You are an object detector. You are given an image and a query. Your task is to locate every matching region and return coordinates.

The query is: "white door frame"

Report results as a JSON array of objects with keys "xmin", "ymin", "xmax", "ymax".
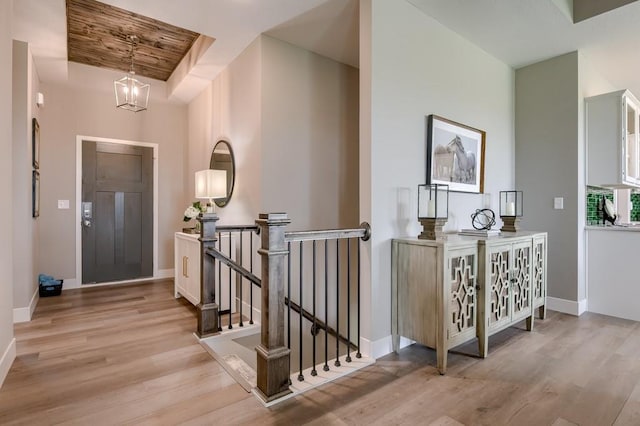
[{"xmin": 74, "ymin": 135, "xmax": 159, "ymax": 289}]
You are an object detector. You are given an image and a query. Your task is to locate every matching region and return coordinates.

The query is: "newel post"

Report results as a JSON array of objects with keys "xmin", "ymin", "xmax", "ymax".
[
  {"xmin": 255, "ymin": 212, "xmax": 292, "ymax": 402},
  {"xmin": 197, "ymin": 213, "xmax": 219, "ymax": 338}
]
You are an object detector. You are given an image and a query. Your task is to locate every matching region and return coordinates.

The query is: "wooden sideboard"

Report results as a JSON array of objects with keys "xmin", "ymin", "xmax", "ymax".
[{"xmin": 391, "ymin": 231, "xmax": 547, "ymax": 374}]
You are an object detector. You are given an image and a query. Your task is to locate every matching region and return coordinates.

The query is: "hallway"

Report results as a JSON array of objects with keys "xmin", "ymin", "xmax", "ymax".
[{"xmin": 2, "ymin": 281, "xmax": 639, "ymax": 425}]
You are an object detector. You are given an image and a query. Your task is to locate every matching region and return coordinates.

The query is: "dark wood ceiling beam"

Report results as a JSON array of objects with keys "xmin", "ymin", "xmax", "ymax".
[{"xmin": 66, "ymin": 0, "xmax": 201, "ymax": 81}]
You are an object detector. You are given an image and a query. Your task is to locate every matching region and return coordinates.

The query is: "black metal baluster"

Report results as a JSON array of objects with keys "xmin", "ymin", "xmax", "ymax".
[
  {"xmin": 323, "ymin": 240, "xmax": 329, "ymax": 372},
  {"xmin": 335, "ymin": 239, "xmax": 341, "ymax": 367},
  {"xmin": 228, "ymin": 232, "xmax": 232, "ymax": 329},
  {"xmin": 346, "ymin": 238, "xmax": 352, "ymax": 363},
  {"xmin": 298, "ymin": 241, "xmax": 304, "ymax": 382},
  {"xmin": 217, "ymin": 232, "xmax": 222, "ymax": 332},
  {"xmin": 239, "ymin": 231, "xmax": 243, "ymax": 327},
  {"xmin": 311, "ymin": 241, "xmax": 317, "ymax": 376},
  {"xmin": 249, "ymin": 231, "xmax": 254, "ymax": 325},
  {"xmin": 357, "ymin": 238, "xmax": 361, "ymax": 359}
]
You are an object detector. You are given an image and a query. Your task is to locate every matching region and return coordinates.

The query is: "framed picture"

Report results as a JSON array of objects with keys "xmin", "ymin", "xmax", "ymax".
[
  {"xmin": 32, "ymin": 170, "xmax": 40, "ymax": 218},
  {"xmin": 32, "ymin": 117, "xmax": 40, "ymax": 169},
  {"xmin": 426, "ymin": 114, "xmax": 486, "ymax": 193}
]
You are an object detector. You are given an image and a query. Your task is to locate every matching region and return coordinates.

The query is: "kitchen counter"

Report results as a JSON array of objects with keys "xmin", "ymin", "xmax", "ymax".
[{"xmin": 586, "ymin": 225, "xmax": 640, "ymax": 232}]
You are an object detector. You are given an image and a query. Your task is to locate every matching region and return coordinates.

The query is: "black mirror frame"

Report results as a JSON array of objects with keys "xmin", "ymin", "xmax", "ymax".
[{"xmin": 210, "ymin": 139, "xmax": 235, "ymax": 208}]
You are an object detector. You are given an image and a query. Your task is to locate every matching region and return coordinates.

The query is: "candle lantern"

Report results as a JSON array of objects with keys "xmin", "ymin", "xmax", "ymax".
[
  {"xmin": 499, "ymin": 190, "xmax": 523, "ymax": 232},
  {"xmin": 418, "ymin": 184, "xmax": 449, "ymax": 239}
]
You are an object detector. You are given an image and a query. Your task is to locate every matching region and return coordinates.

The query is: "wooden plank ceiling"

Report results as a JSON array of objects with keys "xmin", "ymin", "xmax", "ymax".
[{"xmin": 66, "ymin": 0, "xmax": 201, "ymax": 81}]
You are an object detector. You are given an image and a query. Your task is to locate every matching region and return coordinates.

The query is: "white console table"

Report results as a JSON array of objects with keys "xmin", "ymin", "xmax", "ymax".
[{"xmin": 174, "ymin": 232, "xmax": 237, "ymax": 313}]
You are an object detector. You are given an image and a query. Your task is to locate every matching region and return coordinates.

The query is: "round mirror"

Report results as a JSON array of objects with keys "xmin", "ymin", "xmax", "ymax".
[{"xmin": 209, "ymin": 140, "xmax": 235, "ymax": 208}]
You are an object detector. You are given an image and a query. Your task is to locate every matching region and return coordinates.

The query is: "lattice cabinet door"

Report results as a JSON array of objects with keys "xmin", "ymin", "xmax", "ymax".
[
  {"xmin": 486, "ymin": 243, "xmax": 512, "ymax": 333},
  {"xmin": 447, "ymin": 247, "xmax": 478, "ymax": 343},
  {"xmin": 532, "ymin": 234, "xmax": 547, "ymax": 318},
  {"xmin": 511, "ymin": 240, "xmax": 532, "ymax": 323}
]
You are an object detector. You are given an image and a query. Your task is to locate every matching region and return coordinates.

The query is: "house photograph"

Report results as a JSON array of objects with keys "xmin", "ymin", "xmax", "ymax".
[{"xmin": 1, "ymin": 0, "xmax": 640, "ymax": 424}]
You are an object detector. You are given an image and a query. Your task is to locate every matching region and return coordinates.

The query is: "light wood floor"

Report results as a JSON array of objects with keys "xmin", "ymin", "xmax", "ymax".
[{"xmin": 1, "ymin": 280, "xmax": 639, "ymax": 425}]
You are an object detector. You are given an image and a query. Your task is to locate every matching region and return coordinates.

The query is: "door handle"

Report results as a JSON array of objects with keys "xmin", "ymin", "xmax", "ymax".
[
  {"xmin": 183, "ymin": 256, "xmax": 189, "ymax": 278},
  {"xmin": 82, "ymin": 201, "xmax": 93, "ymax": 228}
]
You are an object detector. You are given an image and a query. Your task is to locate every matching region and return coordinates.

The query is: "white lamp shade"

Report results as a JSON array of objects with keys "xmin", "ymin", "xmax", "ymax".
[{"xmin": 195, "ymin": 169, "xmax": 227, "ymax": 200}]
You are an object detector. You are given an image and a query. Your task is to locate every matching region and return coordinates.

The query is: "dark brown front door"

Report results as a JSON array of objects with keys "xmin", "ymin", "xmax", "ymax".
[{"xmin": 82, "ymin": 140, "xmax": 153, "ymax": 284}]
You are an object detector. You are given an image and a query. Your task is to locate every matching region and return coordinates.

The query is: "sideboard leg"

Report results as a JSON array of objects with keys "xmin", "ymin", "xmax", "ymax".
[
  {"xmin": 538, "ymin": 305, "xmax": 547, "ymax": 320},
  {"xmin": 526, "ymin": 314, "xmax": 534, "ymax": 331},
  {"xmin": 436, "ymin": 348, "xmax": 447, "ymax": 375},
  {"xmin": 479, "ymin": 333, "xmax": 488, "ymax": 358}
]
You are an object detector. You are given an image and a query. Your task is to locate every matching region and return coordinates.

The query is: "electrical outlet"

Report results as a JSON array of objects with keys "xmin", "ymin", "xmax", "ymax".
[{"xmin": 57, "ymin": 199, "xmax": 70, "ymax": 209}]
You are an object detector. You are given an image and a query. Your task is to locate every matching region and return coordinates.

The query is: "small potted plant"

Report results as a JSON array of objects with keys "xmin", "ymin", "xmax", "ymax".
[{"xmin": 182, "ymin": 201, "xmax": 205, "ymax": 233}]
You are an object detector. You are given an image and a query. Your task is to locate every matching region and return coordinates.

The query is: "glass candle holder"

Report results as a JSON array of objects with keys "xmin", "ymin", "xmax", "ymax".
[
  {"xmin": 418, "ymin": 184, "xmax": 449, "ymax": 219},
  {"xmin": 499, "ymin": 190, "xmax": 523, "ymax": 217}
]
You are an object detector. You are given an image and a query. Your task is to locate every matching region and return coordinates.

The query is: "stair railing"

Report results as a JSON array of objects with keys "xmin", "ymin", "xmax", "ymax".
[
  {"xmin": 254, "ymin": 213, "xmax": 370, "ymax": 402},
  {"xmin": 198, "ymin": 212, "xmax": 371, "ymax": 403}
]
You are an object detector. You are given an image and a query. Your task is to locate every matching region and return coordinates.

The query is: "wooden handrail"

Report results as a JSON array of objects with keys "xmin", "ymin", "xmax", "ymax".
[
  {"xmin": 216, "ymin": 224, "xmax": 260, "ymax": 234},
  {"xmin": 285, "ymin": 222, "xmax": 371, "ymax": 242},
  {"xmin": 285, "ymin": 298, "xmax": 356, "ymax": 350},
  {"xmin": 204, "ymin": 248, "xmax": 261, "ymax": 287}
]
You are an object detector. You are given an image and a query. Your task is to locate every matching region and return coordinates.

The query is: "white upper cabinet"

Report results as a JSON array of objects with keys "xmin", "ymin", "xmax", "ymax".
[{"xmin": 586, "ymin": 89, "xmax": 640, "ymax": 188}]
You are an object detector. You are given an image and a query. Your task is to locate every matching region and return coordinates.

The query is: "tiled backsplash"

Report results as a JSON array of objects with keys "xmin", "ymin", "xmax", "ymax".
[
  {"xmin": 586, "ymin": 186, "xmax": 613, "ymax": 225},
  {"xmin": 587, "ymin": 186, "xmax": 640, "ymax": 224},
  {"xmin": 632, "ymin": 193, "xmax": 640, "ymax": 221}
]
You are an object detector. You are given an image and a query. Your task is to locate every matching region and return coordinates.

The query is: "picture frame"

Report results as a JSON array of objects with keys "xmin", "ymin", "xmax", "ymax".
[
  {"xmin": 32, "ymin": 117, "xmax": 40, "ymax": 169},
  {"xmin": 426, "ymin": 114, "xmax": 486, "ymax": 193},
  {"xmin": 32, "ymin": 170, "xmax": 40, "ymax": 218}
]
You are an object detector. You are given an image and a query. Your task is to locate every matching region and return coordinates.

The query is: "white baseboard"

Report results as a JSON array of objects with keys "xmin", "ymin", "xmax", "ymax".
[
  {"xmin": 359, "ymin": 335, "xmax": 414, "ymax": 359},
  {"xmin": 0, "ymin": 338, "xmax": 16, "ymax": 388},
  {"xmin": 547, "ymin": 296, "xmax": 587, "ymax": 316},
  {"xmin": 157, "ymin": 268, "xmax": 174, "ymax": 279},
  {"xmin": 13, "ymin": 287, "xmax": 39, "ymax": 323},
  {"xmin": 63, "ymin": 278, "xmax": 80, "ymax": 290},
  {"xmin": 239, "ymin": 299, "xmax": 261, "ymax": 323}
]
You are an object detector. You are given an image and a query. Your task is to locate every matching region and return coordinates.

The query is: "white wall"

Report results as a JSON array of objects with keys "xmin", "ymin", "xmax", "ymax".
[
  {"xmin": 362, "ymin": 0, "xmax": 515, "ymax": 352},
  {"xmin": 12, "ymin": 40, "xmax": 40, "ymax": 321},
  {"xmin": 0, "ymin": 0, "xmax": 16, "ymax": 387},
  {"xmin": 187, "ymin": 37, "xmax": 263, "ymax": 227},
  {"xmin": 187, "ymin": 35, "xmax": 359, "ymax": 231},
  {"xmin": 39, "ymin": 63, "xmax": 188, "ymax": 283},
  {"xmin": 578, "ymin": 53, "xmax": 616, "ymax": 305},
  {"xmin": 261, "ymin": 35, "xmax": 359, "ymax": 230}
]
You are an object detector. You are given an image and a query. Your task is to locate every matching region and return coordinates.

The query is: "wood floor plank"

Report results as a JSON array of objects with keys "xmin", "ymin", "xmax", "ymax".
[
  {"xmin": 2, "ymin": 281, "xmax": 640, "ymax": 425},
  {"xmin": 614, "ymin": 381, "xmax": 640, "ymax": 425}
]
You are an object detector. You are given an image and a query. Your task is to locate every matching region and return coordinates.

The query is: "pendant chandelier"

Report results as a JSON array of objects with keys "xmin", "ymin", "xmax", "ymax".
[{"xmin": 114, "ymin": 35, "xmax": 150, "ymax": 112}]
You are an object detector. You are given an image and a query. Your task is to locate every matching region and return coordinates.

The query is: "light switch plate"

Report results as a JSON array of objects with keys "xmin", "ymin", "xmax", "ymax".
[
  {"xmin": 57, "ymin": 199, "xmax": 70, "ymax": 209},
  {"xmin": 554, "ymin": 197, "xmax": 564, "ymax": 210}
]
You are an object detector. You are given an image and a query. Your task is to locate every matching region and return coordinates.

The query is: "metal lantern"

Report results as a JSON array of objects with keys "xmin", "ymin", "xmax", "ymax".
[
  {"xmin": 418, "ymin": 184, "xmax": 449, "ymax": 239},
  {"xmin": 114, "ymin": 36, "xmax": 150, "ymax": 113},
  {"xmin": 499, "ymin": 190, "xmax": 523, "ymax": 232}
]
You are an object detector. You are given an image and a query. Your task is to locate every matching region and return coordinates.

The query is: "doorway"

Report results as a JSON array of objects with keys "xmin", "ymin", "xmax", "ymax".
[{"xmin": 76, "ymin": 136, "xmax": 159, "ymax": 287}]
